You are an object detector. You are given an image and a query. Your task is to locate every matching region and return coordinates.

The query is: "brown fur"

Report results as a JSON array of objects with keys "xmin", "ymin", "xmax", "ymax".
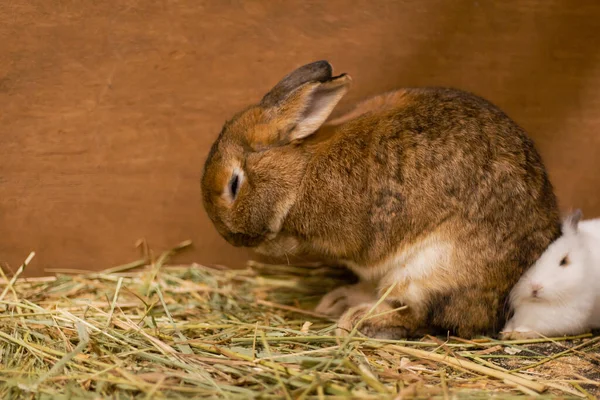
[
  {"xmin": 327, "ymin": 89, "xmax": 411, "ymax": 126},
  {"xmin": 201, "ymin": 61, "xmax": 561, "ymax": 338}
]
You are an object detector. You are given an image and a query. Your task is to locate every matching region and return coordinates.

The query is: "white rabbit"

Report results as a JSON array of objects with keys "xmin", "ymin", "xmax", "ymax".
[{"xmin": 501, "ymin": 210, "xmax": 600, "ymax": 339}]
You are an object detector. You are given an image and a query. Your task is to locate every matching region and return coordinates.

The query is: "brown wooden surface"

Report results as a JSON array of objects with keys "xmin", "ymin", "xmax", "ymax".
[{"xmin": 1, "ymin": 1, "xmax": 599, "ymax": 277}]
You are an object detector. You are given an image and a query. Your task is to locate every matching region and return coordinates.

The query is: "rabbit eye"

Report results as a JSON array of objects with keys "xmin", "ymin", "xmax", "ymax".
[
  {"xmin": 560, "ymin": 255, "xmax": 570, "ymax": 267},
  {"xmin": 229, "ymin": 173, "xmax": 240, "ymax": 199}
]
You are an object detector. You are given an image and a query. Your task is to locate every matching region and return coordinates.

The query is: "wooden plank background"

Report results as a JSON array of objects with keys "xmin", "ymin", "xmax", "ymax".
[{"xmin": 1, "ymin": 1, "xmax": 599, "ymax": 276}]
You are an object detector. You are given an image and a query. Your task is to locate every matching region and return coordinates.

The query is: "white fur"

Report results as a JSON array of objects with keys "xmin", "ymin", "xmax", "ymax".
[
  {"xmin": 502, "ymin": 216, "xmax": 600, "ymax": 338},
  {"xmin": 316, "ymin": 233, "xmax": 454, "ymax": 317},
  {"xmin": 345, "ymin": 233, "xmax": 454, "ymax": 304}
]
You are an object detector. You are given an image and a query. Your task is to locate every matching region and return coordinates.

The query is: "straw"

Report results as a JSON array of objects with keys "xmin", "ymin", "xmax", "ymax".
[{"xmin": 0, "ymin": 242, "xmax": 598, "ymax": 399}]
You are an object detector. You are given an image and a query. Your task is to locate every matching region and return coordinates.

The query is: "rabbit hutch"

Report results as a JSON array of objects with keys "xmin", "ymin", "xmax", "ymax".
[{"xmin": 1, "ymin": 1, "xmax": 599, "ymax": 398}]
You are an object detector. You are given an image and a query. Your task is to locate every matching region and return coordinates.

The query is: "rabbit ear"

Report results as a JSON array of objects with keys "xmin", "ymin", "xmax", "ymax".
[
  {"xmin": 563, "ymin": 209, "xmax": 583, "ymax": 235},
  {"xmin": 261, "ymin": 60, "xmax": 333, "ymax": 107},
  {"xmin": 271, "ymin": 74, "xmax": 352, "ymax": 142}
]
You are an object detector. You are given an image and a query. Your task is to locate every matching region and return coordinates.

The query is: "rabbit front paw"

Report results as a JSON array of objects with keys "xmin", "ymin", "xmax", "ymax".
[
  {"xmin": 315, "ymin": 282, "xmax": 377, "ymax": 318},
  {"xmin": 500, "ymin": 328, "xmax": 540, "ymax": 340}
]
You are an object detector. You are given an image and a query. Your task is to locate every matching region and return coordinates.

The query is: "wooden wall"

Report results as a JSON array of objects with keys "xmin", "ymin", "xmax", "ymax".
[{"xmin": 1, "ymin": 0, "xmax": 599, "ymax": 276}]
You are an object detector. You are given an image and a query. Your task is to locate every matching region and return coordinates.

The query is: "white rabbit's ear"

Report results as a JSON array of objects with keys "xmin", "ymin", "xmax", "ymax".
[
  {"xmin": 563, "ymin": 209, "xmax": 583, "ymax": 235},
  {"xmin": 267, "ymin": 74, "xmax": 352, "ymax": 143}
]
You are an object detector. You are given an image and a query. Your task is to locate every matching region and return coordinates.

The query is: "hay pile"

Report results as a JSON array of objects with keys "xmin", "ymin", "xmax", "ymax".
[{"xmin": 1, "ymin": 242, "xmax": 599, "ymax": 399}]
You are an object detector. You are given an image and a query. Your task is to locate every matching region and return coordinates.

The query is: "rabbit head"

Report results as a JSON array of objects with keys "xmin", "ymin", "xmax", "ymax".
[
  {"xmin": 510, "ymin": 210, "xmax": 588, "ymax": 306},
  {"xmin": 201, "ymin": 61, "xmax": 351, "ymax": 247}
]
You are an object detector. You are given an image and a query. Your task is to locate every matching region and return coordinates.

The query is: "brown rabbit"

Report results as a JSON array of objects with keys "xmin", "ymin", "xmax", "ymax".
[{"xmin": 201, "ymin": 60, "xmax": 561, "ymax": 338}]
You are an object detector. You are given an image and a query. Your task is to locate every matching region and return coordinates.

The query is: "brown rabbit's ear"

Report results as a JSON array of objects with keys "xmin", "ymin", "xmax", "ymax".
[
  {"xmin": 563, "ymin": 209, "xmax": 583, "ymax": 234},
  {"xmin": 261, "ymin": 60, "xmax": 333, "ymax": 107},
  {"xmin": 269, "ymin": 74, "xmax": 352, "ymax": 142}
]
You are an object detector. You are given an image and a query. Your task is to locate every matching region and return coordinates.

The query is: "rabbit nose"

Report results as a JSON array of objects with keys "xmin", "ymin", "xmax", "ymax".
[{"xmin": 531, "ymin": 283, "xmax": 542, "ymax": 297}]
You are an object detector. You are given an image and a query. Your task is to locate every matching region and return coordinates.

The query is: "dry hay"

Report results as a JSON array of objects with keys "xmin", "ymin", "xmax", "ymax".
[{"xmin": 0, "ymin": 241, "xmax": 599, "ymax": 399}]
